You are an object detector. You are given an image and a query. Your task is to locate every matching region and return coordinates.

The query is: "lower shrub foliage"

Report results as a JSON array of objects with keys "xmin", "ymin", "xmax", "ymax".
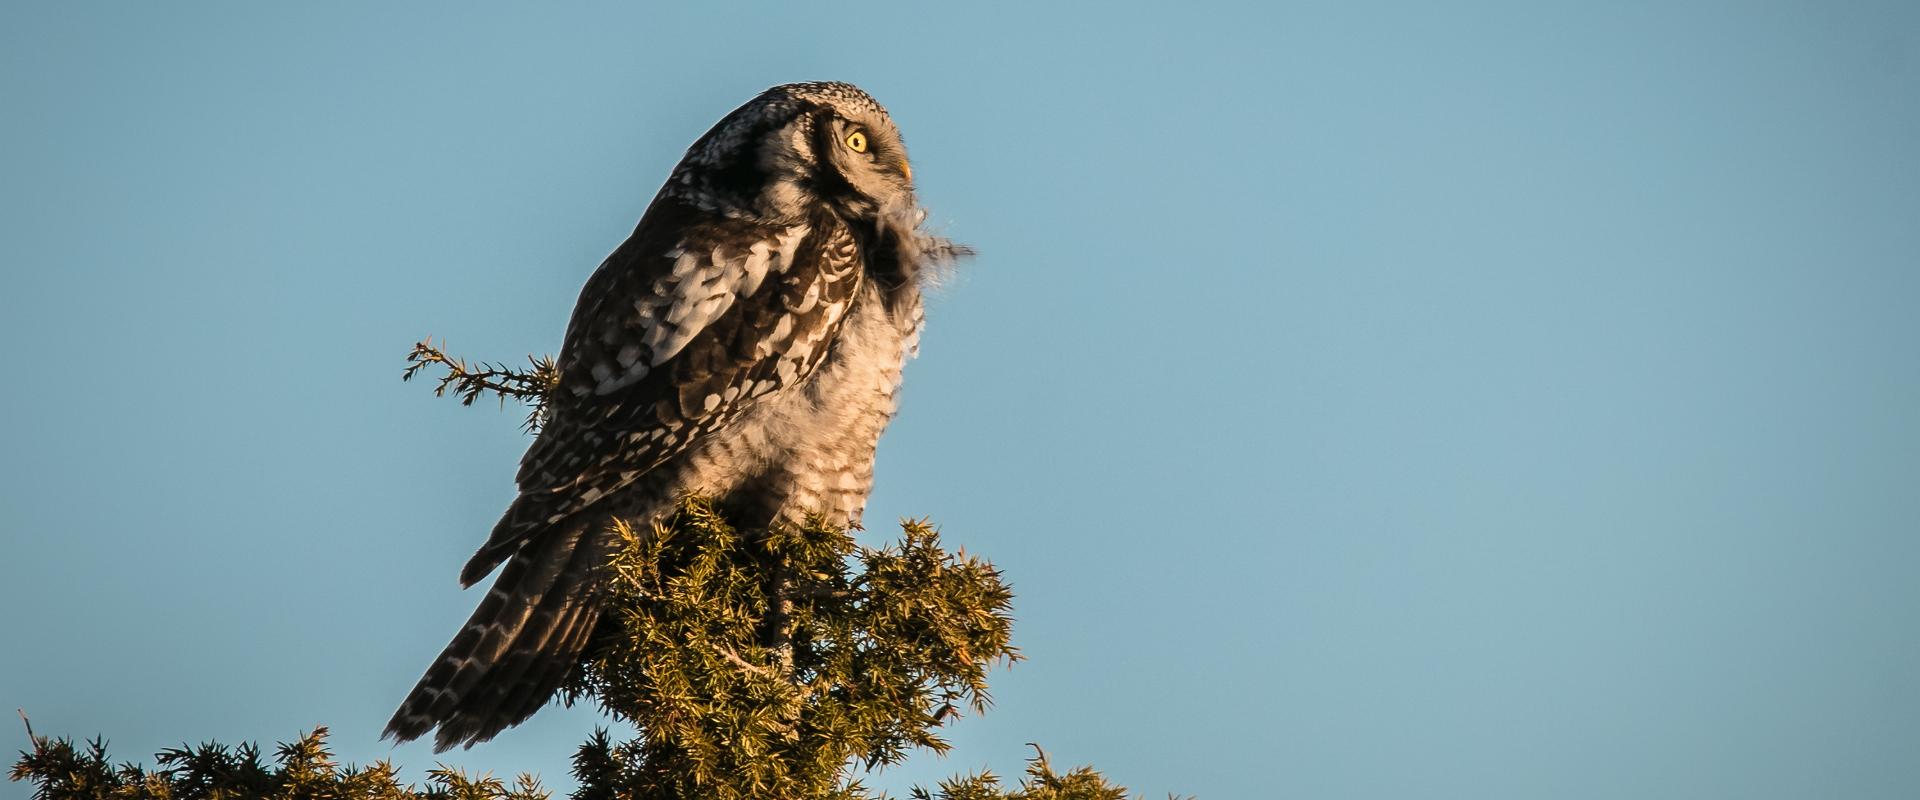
[{"xmin": 12, "ymin": 500, "xmax": 1139, "ymax": 800}]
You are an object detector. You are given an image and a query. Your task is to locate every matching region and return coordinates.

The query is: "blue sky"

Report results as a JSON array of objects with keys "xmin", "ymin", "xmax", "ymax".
[{"xmin": 3, "ymin": 2, "xmax": 1918, "ymax": 798}]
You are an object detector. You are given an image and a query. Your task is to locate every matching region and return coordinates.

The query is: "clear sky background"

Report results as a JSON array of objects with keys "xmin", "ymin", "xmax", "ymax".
[{"xmin": 3, "ymin": 2, "xmax": 1917, "ymax": 798}]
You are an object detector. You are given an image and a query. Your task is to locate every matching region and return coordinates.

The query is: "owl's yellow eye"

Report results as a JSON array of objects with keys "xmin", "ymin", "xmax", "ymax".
[{"xmin": 845, "ymin": 130, "xmax": 868, "ymax": 153}]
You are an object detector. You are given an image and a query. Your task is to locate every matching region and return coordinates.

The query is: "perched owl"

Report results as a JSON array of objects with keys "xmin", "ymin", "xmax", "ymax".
[{"xmin": 385, "ymin": 82, "xmax": 965, "ymax": 751}]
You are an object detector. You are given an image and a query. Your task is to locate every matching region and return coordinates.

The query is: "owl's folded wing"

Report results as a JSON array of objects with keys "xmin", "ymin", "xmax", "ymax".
[{"xmin": 458, "ymin": 199, "xmax": 862, "ymax": 585}]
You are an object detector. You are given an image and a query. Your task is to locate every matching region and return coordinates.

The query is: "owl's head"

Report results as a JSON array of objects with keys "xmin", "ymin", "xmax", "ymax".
[{"xmin": 669, "ymin": 82, "xmax": 917, "ymax": 222}]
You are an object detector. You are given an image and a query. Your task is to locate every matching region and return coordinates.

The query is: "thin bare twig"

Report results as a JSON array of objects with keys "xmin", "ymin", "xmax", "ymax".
[{"xmin": 711, "ymin": 643, "xmax": 774, "ymax": 678}]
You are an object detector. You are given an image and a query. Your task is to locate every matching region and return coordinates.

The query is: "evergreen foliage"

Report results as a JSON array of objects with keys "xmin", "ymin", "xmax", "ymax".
[
  {"xmin": 10, "ymin": 726, "xmax": 547, "ymax": 800},
  {"xmin": 567, "ymin": 499, "xmax": 1018, "ymax": 799},
  {"xmin": 402, "ymin": 339, "xmax": 560, "ymax": 433},
  {"xmin": 10, "ymin": 342, "xmax": 1155, "ymax": 800}
]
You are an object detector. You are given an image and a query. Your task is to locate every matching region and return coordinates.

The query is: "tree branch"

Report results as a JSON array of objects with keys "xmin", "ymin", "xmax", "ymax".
[{"xmin": 403, "ymin": 338, "xmax": 559, "ymax": 432}]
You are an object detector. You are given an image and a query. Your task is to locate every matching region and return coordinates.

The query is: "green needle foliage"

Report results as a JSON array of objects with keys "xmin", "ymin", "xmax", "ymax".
[
  {"xmin": 568, "ymin": 499, "xmax": 1017, "ymax": 799},
  {"xmin": 10, "ymin": 343, "xmax": 1155, "ymax": 800},
  {"xmin": 402, "ymin": 339, "xmax": 560, "ymax": 433},
  {"xmin": 9, "ymin": 727, "xmax": 546, "ymax": 800}
]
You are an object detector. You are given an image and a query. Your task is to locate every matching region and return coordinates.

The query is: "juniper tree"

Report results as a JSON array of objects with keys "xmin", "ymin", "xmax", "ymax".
[{"xmin": 11, "ymin": 341, "xmax": 1151, "ymax": 800}]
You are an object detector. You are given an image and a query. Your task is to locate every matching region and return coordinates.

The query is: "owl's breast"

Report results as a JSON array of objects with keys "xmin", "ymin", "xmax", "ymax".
[{"xmin": 674, "ymin": 279, "xmax": 921, "ymax": 526}]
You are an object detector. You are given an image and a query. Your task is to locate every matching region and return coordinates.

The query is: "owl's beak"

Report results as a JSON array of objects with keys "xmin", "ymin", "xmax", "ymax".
[{"xmin": 898, "ymin": 160, "xmax": 912, "ymax": 183}]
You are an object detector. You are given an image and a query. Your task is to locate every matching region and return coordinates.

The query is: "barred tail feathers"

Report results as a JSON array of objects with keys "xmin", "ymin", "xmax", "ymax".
[
  {"xmin": 459, "ymin": 494, "xmax": 561, "ymax": 588},
  {"xmin": 384, "ymin": 516, "xmax": 612, "ymax": 751}
]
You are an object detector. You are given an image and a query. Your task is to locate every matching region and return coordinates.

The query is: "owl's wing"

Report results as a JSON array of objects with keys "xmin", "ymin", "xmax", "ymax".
[{"xmin": 459, "ymin": 199, "xmax": 862, "ymax": 584}]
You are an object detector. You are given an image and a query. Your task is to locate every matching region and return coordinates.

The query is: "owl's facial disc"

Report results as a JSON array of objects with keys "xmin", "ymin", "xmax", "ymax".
[
  {"xmin": 812, "ymin": 110, "xmax": 913, "ymax": 217},
  {"xmin": 670, "ymin": 83, "xmax": 919, "ymax": 222},
  {"xmin": 834, "ymin": 120, "xmax": 910, "ymax": 184}
]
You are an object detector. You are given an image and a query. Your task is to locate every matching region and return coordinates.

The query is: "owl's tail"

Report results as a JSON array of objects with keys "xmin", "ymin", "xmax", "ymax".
[{"xmin": 383, "ymin": 515, "xmax": 611, "ymax": 751}]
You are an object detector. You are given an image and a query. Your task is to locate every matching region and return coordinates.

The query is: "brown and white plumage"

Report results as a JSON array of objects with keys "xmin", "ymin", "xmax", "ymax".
[{"xmin": 385, "ymin": 82, "xmax": 965, "ymax": 750}]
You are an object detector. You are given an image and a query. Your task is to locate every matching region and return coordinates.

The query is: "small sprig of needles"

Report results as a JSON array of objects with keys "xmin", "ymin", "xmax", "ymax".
[{"xmin": 403, "ymin": 338, "xmax": 559, "ymax": 433}]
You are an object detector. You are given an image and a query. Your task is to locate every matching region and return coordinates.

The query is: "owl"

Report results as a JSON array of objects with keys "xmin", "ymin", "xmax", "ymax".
[{"xmin": 385, "ymin": 82, "xmax": 965, "ymax": 751}]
